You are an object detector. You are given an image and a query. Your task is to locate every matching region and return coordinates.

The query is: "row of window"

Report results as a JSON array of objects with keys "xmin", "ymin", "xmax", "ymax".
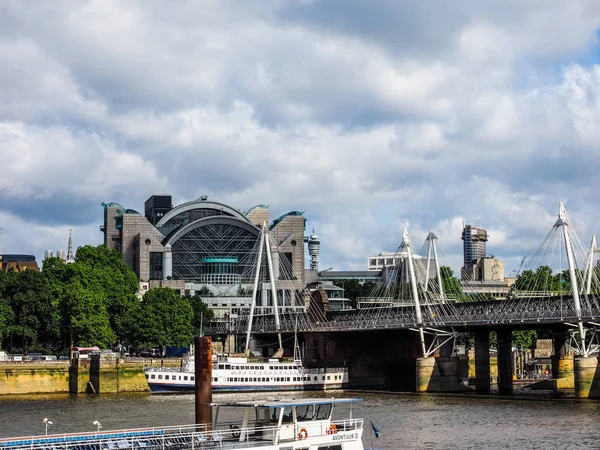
[
  {"xmin": 215, "ymin": 364, "xmax": 301, "ymax": 371},
  {"xmin": 147, "ymin": 374, "xmax": 194, "ymax": 381},
  {"xmin": 147, "ymin": 374, "xmax": 341, "ymax": 382}
]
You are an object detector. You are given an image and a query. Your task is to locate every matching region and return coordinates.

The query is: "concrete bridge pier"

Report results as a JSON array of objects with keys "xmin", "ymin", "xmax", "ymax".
[
  {"xmin": 497, "ymin": 329, "xmax": 513, "ymax": 395},
  {"xmin": 416, "ymin": 356, "xmax": 469, "ymax": 392},
  {"xmin": 474, "ymin": 331, "xmax": 491, "ymax": 393},
  {"xmin": 552, "ymin": 332, "xmax": 574, "ymax": 389},
  {"xmin": 574, "ymin": 356, "xmax": 600, "ymax": 398}
]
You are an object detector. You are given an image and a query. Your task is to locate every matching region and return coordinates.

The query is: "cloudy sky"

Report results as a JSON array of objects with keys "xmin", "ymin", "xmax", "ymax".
[{"xmin": 2, "ymin": 0, "xmax": 600, "ymax": 274}]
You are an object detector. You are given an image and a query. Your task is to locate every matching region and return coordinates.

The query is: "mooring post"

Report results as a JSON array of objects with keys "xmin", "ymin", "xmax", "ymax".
[{"xmin": 195, "ymin": 335, "xmax": 212, "ymax": 430}]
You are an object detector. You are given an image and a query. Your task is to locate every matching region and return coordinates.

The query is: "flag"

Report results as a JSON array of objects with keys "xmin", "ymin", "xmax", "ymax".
[{"xmin": 370, "ymin": 421, "xmax": 381, "ymax": 439}]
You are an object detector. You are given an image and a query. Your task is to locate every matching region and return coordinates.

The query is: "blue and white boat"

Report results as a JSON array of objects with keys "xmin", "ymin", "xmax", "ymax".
[
  {"xmin": 145, "ymin": 354, "xmax": 349, "ymax": 393},
  {"xmin": 0, "ymin": 397, "xmax": 370, "ymax": 450}
]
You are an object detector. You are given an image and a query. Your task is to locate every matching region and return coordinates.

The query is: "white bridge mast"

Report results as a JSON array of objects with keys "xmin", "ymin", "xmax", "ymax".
[
  {"xmin": 557, "ymin": 202, "xmax": 586, "ymax": 355},
  {"xmin": 402, "ymin": 227, "xmax": 427, "ymax": 356}
]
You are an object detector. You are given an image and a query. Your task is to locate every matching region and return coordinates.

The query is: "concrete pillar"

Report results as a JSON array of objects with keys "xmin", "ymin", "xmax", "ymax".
[
  {"xmin": 574, "ymin": 356, "xmax": 600, "ymax": 399},
  {"xmin": 475, "ymin": 331, "xmax": 491, "ymax": 393},
  {"xmin": 416, "ymin": 357, "xmax": 437, "ymax": 392},
  {"xmin": 497, "ymin": 329, "xmax": 513, "ymax": 395},
  {"xmin": 552, "ymin": 332, "xmax": 574, "ymax": 389},
  {"xmin": 162, "ymin": 245, "xmax": 172, "ymax": 280},
  {"xmin": 416, "ymin": 356, "xmax": 467, "ymax": 392}
]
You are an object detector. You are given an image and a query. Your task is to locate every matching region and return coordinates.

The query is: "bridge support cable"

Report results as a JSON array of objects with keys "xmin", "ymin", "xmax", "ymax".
[
  {"xmin": 558, "ymin": 202, "xmax": 587, "ymax": 355},
  {"xmin": 585, "ymin": 235, "xmax": 597, "ymax": 296},
  {"xmin": 402, "ymin": 226, "xmax": 427, "ymax": 356},
  {"xmin": 265, "ymin": 231, "xmax": 283, "ymax": 352},
  {"xmin": 244, "ymin": 225, "xmax": 266, "ymax": 355}
]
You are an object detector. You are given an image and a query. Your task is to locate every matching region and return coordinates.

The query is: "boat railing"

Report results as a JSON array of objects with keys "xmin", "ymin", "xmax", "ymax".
[{"xmin": 0, "ymin": 418, "xmax": 363, "ymax": 450}]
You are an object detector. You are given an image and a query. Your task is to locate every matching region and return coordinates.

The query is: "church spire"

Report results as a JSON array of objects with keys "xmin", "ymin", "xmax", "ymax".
[{"xmin": 66, "ymin": 227, "xmax": 75, "ymax": 263}]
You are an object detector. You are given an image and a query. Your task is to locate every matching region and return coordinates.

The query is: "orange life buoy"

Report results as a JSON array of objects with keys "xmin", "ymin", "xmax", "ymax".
[
  {"xmin": 298, "ymin": 428, "xmax": 308, "ymax": 440},
  {"xmin": 327, "ymin": 424, "xmax": 338, "ymax": 435}
]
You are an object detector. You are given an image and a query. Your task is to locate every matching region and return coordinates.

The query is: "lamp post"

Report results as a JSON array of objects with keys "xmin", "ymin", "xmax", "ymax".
[
  {"xmin": 93, "ymin": 421, "xmax": 102, "ymax": 432},
  {"xmin": 42, "ymin": 418, "xmax": 53, "ymax": 435}
]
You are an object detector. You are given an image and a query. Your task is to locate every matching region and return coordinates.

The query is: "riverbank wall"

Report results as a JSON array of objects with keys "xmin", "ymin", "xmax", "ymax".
[{"xmin": 0, "ymin": 358, "xmax": 181, "ymax": 395}]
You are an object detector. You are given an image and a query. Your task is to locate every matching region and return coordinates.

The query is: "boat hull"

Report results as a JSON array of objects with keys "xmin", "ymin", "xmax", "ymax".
[{"xmin": 148, "ymin": 382, "xmax": 346, "ymax": 393}]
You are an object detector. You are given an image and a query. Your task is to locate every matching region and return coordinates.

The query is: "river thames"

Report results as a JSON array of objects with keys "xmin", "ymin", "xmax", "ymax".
[{"xmin": 1, "ymin": 391, "xmax": 600, "ymax": 449}]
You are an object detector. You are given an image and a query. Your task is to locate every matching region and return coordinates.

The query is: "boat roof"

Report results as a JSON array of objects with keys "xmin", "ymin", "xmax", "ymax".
[{"xmin": 211, "ymin": 397, "xmax": 362, "ymax": 408}]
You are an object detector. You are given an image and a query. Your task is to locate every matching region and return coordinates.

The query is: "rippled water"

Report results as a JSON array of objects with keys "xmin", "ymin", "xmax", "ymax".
[{"xmin": 2, "ymin": 391, "xmax": 600, "ymax": 449}]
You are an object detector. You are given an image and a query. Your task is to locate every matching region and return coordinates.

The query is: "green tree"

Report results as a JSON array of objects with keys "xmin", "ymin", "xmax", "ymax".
[
  {"xmin": 61, "ymin": 280, "xmax": 115, "ymax": 348},
  {"xmin": 133, "ymin": 288, "xmax": 194, "ymax": 351},
  {"xmin": 4, "ymin": 270, "xmax": 59, "ymax": 350},
  {"xmin": 440, "ymin": 266, "xmax": 464, "ymax": 301},
  {"xmin": 512, "ymin": 330, "xmax": 537, "ymax": 350},
  {"xmin": 186, "ymin": 295, "xmax": 214, "ymax": 334},
  {"xmin": 74, "ymin": 245, "xmax": 139, "ymax": 341},
  {"xmin": 0, "ymin": 299, "xmax": 14, "ymax": 344}
]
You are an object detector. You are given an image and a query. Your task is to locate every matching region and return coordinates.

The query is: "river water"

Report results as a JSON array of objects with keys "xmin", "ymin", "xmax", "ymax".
[{"xmin": 1, "ymin": 391, "xmax": 600, "ymax": 449}]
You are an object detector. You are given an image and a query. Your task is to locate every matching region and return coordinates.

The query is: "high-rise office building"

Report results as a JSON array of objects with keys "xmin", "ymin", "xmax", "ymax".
[
  {"xmin": 462, "ymin": 225, "xmax": 488, "ymax": 266},
  {"xmin": 461, "ymin": 225, "xmax": 488, "ymax": 280}
]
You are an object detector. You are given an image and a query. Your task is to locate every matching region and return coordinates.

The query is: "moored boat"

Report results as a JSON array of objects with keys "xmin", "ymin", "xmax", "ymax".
[{"xmin": 145, "ymin": 353, "xmax": 349, "ymax": 393}]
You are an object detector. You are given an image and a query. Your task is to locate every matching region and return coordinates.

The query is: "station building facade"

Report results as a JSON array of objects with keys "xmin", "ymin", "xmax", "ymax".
[{"xmin": 101, "ymin": 196, "xmax": 307, "ymax": 324}]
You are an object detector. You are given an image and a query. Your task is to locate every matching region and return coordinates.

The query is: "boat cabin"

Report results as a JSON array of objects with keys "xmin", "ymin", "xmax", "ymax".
[{"xmin": 209, "ymin": 397, "xmax": 364, "ymax": 449}]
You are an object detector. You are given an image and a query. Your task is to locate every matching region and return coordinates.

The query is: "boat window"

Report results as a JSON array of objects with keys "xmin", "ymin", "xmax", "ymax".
[
  {"xmin": 191, "ymin": 376, "xmax": 194, "ymax": 381},
  {"xmin": 218, "ymin": 364, "xmax": 224, "ymax": 370},
  {"xmin": 260, "ymin": 366, "xmax": 265, "ymax": 370},
  {"xmin": 256, "ymin": 407, "xmax": 281, "ymax": 424},
  {"xmin": 225, "ymin": 364, "xmax": 230, "ymax": 370},
  {"xmin": 282, "ymin": 406, "xmax": 293, "ymax": 424},
  {"xmin": 165, "ymin": 375, "xmax": 169, "ymax": 380},
  {"xmin": 295, "ymin": 405, "xmax": 311, "ymax": 422},
  {"xmin": 184, "ymin": 376, "xmax": 188, "ymax": 381},
  {"xmin": 317, "ymin": 445, "xmax": 342, "ymax": 450},
  {"xmin": 314, "ymin": 404, "xmax": 332, "ymax": 420},
  {"xmin": 158, "ymin": 375, "xmax": 162, "ymax": 380},
  {"xmin": 150, "ymin": 375, "xmax": 155, "ymax": 379}
]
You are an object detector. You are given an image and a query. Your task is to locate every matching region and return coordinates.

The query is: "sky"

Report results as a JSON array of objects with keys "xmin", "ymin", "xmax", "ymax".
[{"xmin": 2, "ymin": 0, "xmax": 600, "ymax": 274}]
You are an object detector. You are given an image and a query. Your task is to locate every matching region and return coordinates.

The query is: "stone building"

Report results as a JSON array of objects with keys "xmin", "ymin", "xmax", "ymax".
[{"xmin": 100, "ymin": 196, "xmax": 308, "ymax": 327}]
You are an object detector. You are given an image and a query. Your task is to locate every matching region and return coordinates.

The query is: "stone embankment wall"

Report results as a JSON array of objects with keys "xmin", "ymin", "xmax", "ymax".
[{"xmin": 0, "ymin": 358, "xmax": 182, "ymax": 395}]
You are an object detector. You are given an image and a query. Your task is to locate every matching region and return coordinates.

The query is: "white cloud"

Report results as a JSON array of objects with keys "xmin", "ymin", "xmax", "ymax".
[{"xmin": 1, "ymin": 1, "xmax": 600, "ymax": 275}]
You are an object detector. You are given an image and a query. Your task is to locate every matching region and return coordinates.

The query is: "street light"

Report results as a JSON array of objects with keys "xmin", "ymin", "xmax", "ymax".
[
  {"xmin": 93, "ymin": 421, "xmax": 102, "ymax": 432},
  {"xmin": 42, "ymin": 418, "xmax": 53, "ymax": 435}
]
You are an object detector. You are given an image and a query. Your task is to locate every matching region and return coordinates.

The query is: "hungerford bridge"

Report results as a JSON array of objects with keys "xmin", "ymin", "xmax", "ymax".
[{"xmin": 205, "ymin": 203, "xmax": 600, "ymax": 398}]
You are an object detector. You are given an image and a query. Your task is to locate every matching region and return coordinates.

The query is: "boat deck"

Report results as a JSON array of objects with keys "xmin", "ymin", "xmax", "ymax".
[{"xmin": 0, "ymin": 419, "xmax": 363, "ymax": 450}]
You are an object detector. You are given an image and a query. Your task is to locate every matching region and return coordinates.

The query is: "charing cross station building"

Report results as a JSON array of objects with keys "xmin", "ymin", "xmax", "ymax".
[{"xmin": 101, "ymin": 195, "xmax": 310, "ymax": 326}]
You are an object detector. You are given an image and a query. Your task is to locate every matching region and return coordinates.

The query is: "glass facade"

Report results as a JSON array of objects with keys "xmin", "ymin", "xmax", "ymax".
[
  {"xmin": 158, "ymin": 208, "xmax": 235, "ymax": 237},
  {"xmin": 170, "ymin": 222, "xmax": 258, "ymax": 282}
]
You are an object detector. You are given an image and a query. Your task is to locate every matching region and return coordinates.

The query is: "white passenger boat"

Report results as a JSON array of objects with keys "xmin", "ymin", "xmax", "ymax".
[
  {"xmin": 145, "ymin": 354, "xmax": 349, "ymax": 393},
  {"xmin": 0, "ymin": 397, "xmax": 371, "ymax": 450}
]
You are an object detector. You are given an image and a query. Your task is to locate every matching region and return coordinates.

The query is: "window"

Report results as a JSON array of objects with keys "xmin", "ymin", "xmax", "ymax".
[
  {"xmin": 281, "ymin": 406, "xmax": 293, "ymax": 423},
  {"xmin": 165, "ymin": 375, "xmax": 169, "ymax": 380},
  {"xmin": 184, "ymin": 376, "xmax": 188, "ymax": 381},
  {"xmin": 150, "ymin": 375, "xmax": 155, "ymax": 380},
  {"xmin": 295, "ymin": 405, "xmax": 311, "ymax": 422},
  {"xmin": 158, "ymin": 375, "xmax": 162, "ymax": 380},
  {"xmin": 314, "ymin": 404, "xmax": 332, "ymax": 420},
  {"xmin": 191, "ymin": 376, "xmax": 194, "ymax": 381}
]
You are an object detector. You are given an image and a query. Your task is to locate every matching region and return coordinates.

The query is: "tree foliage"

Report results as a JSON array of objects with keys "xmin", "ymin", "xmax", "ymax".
[
  {"xmin": 330, "ymin": 279, "xmax": 376, "ymax": 308},
  {"xmin": 132, "ymin": 288, "xmax": 194, "ymax": 350},
  {"xmin": 440, "ymin": 266, "xmax": 464, "ymax": 301},
  {"xmin": 0, "ymin": 245, "xmax": 214, "ymax": 353}
]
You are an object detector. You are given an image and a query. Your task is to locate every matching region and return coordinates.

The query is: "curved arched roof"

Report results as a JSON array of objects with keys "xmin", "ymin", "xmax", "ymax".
[
  {"xmin": 156, "ymin": 199, "xmax": 251, "ymax": 228},
  {"xmin": 163, "ymin": 215, "xmax": 260, "ymax": 246}
]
